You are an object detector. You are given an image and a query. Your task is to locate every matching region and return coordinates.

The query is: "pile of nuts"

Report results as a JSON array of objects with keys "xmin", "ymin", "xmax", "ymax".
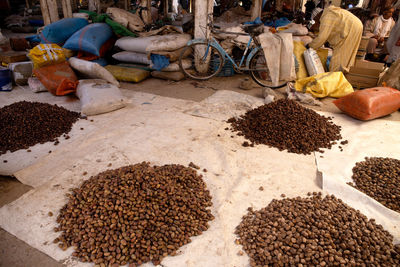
[
  {"xmin": 227, "ymin": 99, "xmax": 342, "ymax": 154},
  {"xmin": 348, "ymin": 157, "xmax": 400, "ymax": 212},
  {"xmin": 54, "ymin": 162, "xmax": 214, "ymax": 266},
  {"xmin": 235, "ymin": 193, "xmax": 400, "ymax": 266},
  {"xmin": 0, "ymin": 101, "xmax": 80, "ymax": 155}
]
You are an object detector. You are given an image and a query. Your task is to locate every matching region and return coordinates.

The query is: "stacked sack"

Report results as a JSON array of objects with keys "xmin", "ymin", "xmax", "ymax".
[{"xmin": 113, "ymin": 33, "xmax": 192, "ymax": 81}]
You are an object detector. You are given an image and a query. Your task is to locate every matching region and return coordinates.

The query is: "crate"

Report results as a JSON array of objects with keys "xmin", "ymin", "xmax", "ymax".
[
  {"xmin": 345, "ymin": 59, "xmax": 385, "ymax": 89},
  {"xmin": 213, "ymin": 58, "xmax": 235, "ymax": 77}
]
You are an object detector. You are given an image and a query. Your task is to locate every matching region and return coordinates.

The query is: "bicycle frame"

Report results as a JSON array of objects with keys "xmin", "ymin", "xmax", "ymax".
[{"xmin": 186, "ymin": 37, "xmax": 261, "ymax": 71}]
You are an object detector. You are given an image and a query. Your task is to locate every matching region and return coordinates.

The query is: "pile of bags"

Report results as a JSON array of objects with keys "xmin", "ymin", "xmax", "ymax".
[{"xmin": 113, "ymin": 32, "xmax": 192, "ymax": 81}]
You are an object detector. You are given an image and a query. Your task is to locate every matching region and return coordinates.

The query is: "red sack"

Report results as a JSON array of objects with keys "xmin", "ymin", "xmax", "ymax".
[
  {"xmin": 77, "ymin": 38, "xmax": 115, "ymax": 61},
  {"xmin": 33, "ymin": 61, "xmax": 78, "ymax": 96},
  {"xmin": 333, "ymin": 87, "xmax": 400, "ymax": 120}
]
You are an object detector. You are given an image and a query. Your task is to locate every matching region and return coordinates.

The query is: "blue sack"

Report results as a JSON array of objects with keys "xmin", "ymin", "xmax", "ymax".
[
  {"xmin": 40, "ymin": 18, "xmax": 88, "ymax": 45},
  {"xmin": 91, "ymin": 58, "xmax": 108, "ymax": 66},
  {"xmin": 63, "ymin": 23, "xmax": 113, "ymax": 57},
  {"xmin": 274, "ymin": 17, "xmax": 291, "ymax": 28},
  {"xmin": 150, "ymin": 54, "xmax": 170, "ymax": 71}
]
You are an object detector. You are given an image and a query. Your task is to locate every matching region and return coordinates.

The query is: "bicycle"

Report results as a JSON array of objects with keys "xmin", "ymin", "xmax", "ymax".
[{"xmin": 178, "ymin": 15, "xmax": 288, "ymax": 88}]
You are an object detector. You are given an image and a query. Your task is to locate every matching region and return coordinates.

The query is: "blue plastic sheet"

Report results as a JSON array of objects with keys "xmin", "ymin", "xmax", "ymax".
[
  {"xmin": 264, "ymin": 17, "xmax": 291, "ymax": 28},
  {"xmin": 244, "ymin": 17, "xmax": 263, "ymax": 25},
  {"xmin": 63, "ymin": 23, "xmax": 113, "ymax": 56},
  {"xmin": 150, "ymin": 54, "xmax": 170, "ymax": 71},
  {"xmin": 40, "ymin": 18, "xmax": 88, "ymax": 45}
]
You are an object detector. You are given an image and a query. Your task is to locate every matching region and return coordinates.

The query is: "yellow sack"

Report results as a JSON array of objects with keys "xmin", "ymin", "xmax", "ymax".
[
  {"xmin": 316, "ymin": 48, "xmax": 329, "ymax": 71},
  {"xmin": 293, "ymin": 41, "xmax": 308, "ymax": 79},
  {"xmin": 105, "ymin": 65, "xmax": 150, "ymax": 83},
  {"xmin": 295, "ymin": 71, "xmax": 354, "ymax": 98},
  {"xmin": 28, "ymin": 44, "xmax": 66, "ymax": 69}
]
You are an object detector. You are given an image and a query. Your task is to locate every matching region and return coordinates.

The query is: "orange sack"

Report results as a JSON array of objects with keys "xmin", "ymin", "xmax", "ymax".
[
  {"xmin": 333, "ymin": 87, "xmax": 400, "ymax": 121},
  {"xmin": 33, "ymin": 61, "xmax": 78, "ymax": 96}
]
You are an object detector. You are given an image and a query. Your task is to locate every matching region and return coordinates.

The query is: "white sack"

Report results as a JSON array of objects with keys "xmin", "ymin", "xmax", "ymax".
[
  {"xmin": 304, "ymin": 48, "xmax": 325, "ymax": 76},
  {"xmin": 68, "ymin": 57, "xmax": 120, "ymax": 87},
  {"xmin": 258, "ymin": 32, "xmax": 295, "ymax": 86},
  {"xmin": 115, "ymin": 34, "xmax": 191, "ymax": 54},
  {"xmin": 76, "ymin": 79, "xmax": 126, "ymax": 116},
  {"xmin": 292, "ymin": 35, "xmax": 313, "ymax": 45},
  {"xmin": 280, "ymin": 23, "xmax": 308, "ymax": 36},
  {"xmin": 112, "ymin": 51, "xmax": 152, "ymax": 65},
  {"xmin": 28, "ymin": 77, "xmax": 47, "ymax": 93}
]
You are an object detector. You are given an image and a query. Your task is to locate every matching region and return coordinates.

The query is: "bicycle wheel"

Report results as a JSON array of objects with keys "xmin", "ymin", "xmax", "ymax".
[
  {"xmin": 179, "ymin": 42, "xmax": 224, "ymax": 80},
  {"xmin": 249, "ymin": 49, "xmax": 288, "ymax": 88}
]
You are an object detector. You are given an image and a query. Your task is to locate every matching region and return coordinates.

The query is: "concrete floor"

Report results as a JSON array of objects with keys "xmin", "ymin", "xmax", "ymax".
[{"xmin": 0, "ymin": 74, "xmax": 390, "ymax": 266}]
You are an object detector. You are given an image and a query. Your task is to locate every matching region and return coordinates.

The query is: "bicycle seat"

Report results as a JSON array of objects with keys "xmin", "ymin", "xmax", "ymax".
[{"xmin": 242, "ymin": 23, "xmax": 264, "ymax": 36}]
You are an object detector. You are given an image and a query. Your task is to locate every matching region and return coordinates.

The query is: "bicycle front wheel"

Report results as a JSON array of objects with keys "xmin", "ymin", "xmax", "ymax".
[
  {"xmin": 249, "ymin": 49, "xmax": 287, "ymax": 88},
  {"xmin": 179, "ymin": 42, "xmax": 224, "ymax": 80}
]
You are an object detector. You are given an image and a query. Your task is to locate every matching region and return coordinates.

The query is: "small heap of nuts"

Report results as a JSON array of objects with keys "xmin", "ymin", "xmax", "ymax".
[
  {"xmin": 0, "ymin": 101, "xmax": 80, "ymax": 155},
  {"xmin": 54, "ymin": 162, "xmax": 214, "ymax": 266},
  {"xmin": 227, "ymin": 99, "xmax": 342, "ymax": 154},
  {"xmin": 235, "ymin": 193, "xmax": 400, "ymax": 266},
  {"xmin": 348, "ymin": 157, "xmax": 400, "ymax": 212}
]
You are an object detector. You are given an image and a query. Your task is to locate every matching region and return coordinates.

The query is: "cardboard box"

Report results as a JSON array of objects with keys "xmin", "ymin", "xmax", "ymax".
[
  {"xmin": 346, "ymin": 60, "xmax": 384, "ymax": 89},
  {"xmin": 354, "ymin": 60, "xmax": 384, "ymax": 71},
  {"xmin": 0, "ymin": 51, "xmax": 28, "ymax": 64}
]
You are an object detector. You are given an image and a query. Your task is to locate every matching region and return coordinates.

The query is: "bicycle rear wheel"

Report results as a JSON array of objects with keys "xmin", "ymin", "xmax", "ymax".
[
  {"xmin": 179, "ymin": 42, "xmax": 224, "ymax": 80},
  {"xmin": 249, "ymin": 49, "xmax": 287, "ymax": 88}
]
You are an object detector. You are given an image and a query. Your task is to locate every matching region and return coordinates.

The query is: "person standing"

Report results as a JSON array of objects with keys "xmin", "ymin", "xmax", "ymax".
[
  {"xmin": 364, "ymin": 7, "xmax": 396, "ymax": 59},
  {"xmin": 308, "ymin": 6, "xmax": 363, "ymax": 72},
  {"xmin": 386, "ymin": 19, "xmax": 400, "ymax": 64}
]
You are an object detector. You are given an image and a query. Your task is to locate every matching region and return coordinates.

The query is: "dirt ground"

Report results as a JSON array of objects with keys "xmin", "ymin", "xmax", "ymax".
[{"xmin": 0, "ymin": 74, "xmax": 372, "ymax": 267}]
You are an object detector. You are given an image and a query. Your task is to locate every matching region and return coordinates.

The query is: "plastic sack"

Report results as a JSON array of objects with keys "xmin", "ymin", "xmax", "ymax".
[
  {"xmin": 292, "ymin": 35, "xmax": 313, "ymax": 46},
  {"xmin": 77, "ymin": 38, "xmax": 115, "ymax": 61},
  {"xmin": 115, "ymin": 34, "xmax": 191, "ymax": 53},
  {"xmin": 28, "ymin": 44, "xmax": 66, "ymax": 69},
  {"xmin": 63, "ymin": 23, "xmax": 113, "ymax": 56},
  {"xmin": 295, "ymin": 71, "xmax": 354, "ymax": 98},
  {"xmin": 76, "ymin": 79, "xmax": 126, "ymax": 116},
  {"xmin": 379, "ymin": 59, "xmax": 400, "ymax": 90},
  {"xmin": 40, "ymin": 18, "xmax": 88, "ymax": 45},
  {"xmin": 151, "ymin": 71, "xmax": 185, "ymax": 81},
  {"xmin": 69, "ymin": 57, "xmax": 120, "ymax": 87},
  {"xmin": 112, "ymin": 51, "xmax": 152, "ymax": 65},
  {"xmin": 150, "ymin": 54, "xmax": 169, "ymax": 71},
  {"xmin": 304, "ymin": 48, "xmax": 325, "ymax": 76},
  {"xmin": 333, "ymin": 87, "xmax": 400, "ymax": 120},
  {"xmin": 28, "ymin": 77, "xmax": 47, "ymax": 93},
  {"xmin": 33, "ymin": 61, "xmax": 78, "ymax": 96},
  {"xmin": 104, "ymin": 65, "xmax": 150, "ymax": 83},
  {"xmin": 0, "ymin": 67, "xmax": 12, "ymax": 91}
]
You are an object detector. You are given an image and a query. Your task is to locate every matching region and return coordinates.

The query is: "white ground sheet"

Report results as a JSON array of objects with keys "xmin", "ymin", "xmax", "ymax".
[
  {"xmin": 316, "ymin": 112, "xmax": 400, "ymax": 244},
  {"xmin": 0, "ymin": 90, "xmax": 399, "ymax": 267}
]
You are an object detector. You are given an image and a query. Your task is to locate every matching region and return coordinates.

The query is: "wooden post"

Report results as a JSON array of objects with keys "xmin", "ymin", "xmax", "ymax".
[
  {"xmin": 163, "ymin": 0, "xmax": 168, "ymax": 18},
  {"xmin": 251, "ymin": 0, "xmax": 262, "ymax": 20},
  {"xmin": 124, "ymin": 0, "xmax": 129, "ymax": 10},
  {"xmin": 139, "ymin": 0, "xmax": 152, "ymax": 24},
  {"xmin": 39, "ymin": 0, "xmax": 51, "ymax": 25},
  {"xmin": 62, "ymin": 0, "xmax": 73, "ymax": 18},
  {"xmin": 47, "ymin": 0, "xmax": 60, "ymax": 22},
  {"xmin": 194, "ymin": 0, "xmax": 214, "ymax": 73}
]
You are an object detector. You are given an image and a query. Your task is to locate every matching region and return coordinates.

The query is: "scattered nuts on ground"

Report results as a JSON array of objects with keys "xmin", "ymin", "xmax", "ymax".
[
  {"xmin": 54, "ymin": 162, "xmax": 213, "ymax": 266},
  {"xmin": 235, "ymin": 193, "xmax": 400, "ymax": 266},
  {"xmin": 0, "ymin": 101, "xmax": 80, "ymax": 155},
  {"xmin": 348, "ymin": 157, "xmax": 400, "ymax": 212},
  {"xmin": 227, "ymin": 99, "xmax": 342, "ymax": 154}
]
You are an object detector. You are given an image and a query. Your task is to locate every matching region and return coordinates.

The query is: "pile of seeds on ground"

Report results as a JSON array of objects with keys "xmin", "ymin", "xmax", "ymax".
[
  {"xmin": 348, "ymin": 157, "xmax": 400, "ymax": 212},
  {"xmin": 54, "ymin": 162, "xmax": 214, "ymax": 266},
  {"xmin": 0, "ymin": 101, "xmax": 81, "ymax": 155},
  {"xmin": 235, "ymin": 193, "xmax": 400, "ymax": 266},
  {"xmin": 227, "ymin": 99, "xmax": 342, "ymax": 154}
]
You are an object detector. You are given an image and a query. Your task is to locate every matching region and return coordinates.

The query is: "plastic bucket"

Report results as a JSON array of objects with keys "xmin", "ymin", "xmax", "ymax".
[{"xmin": 0, "ymin": 67, "xmax": 12, "ymax": 91}]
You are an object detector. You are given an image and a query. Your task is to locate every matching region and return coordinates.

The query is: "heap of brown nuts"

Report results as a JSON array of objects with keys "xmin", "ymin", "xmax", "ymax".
[
  {"xmin": 348, "ymin": 157, "xmax": 400, "ymax": 212},
  {"xmin": 227, "ymin": 99, "xmax": 342, "ymax": 154},
  {"xmin": 235, "ymin": 193, "xmax": 400, "ymax": 266},
  {"xmin": 0, "ymin": 101, "xmax": 81, "ymax": 155},
  {"xmin": 54, "ymin": 162, "xmax": 214, "ymax": 266}
]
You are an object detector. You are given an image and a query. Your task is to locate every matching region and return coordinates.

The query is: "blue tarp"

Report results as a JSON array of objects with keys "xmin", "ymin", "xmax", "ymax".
[{"xmin": 150, "ymin": 54, "xmax": 170, "ymax": 71}]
